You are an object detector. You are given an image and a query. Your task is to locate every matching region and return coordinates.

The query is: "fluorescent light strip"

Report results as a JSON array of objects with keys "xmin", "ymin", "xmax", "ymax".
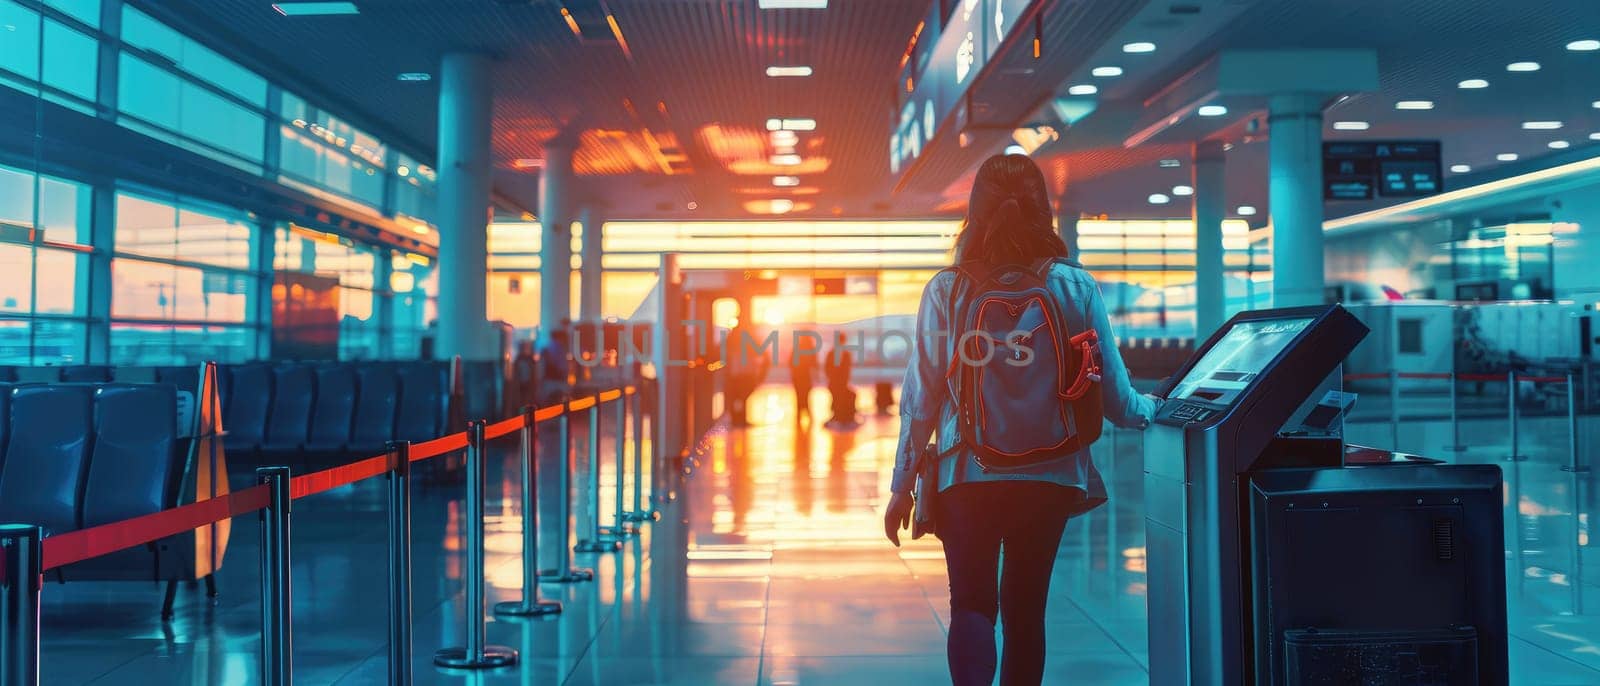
[
  {"xmin": 758, "ymin": 0, "xmax": 827, "ymax": 8},
  {"xmin": 1458, "ymin": 78, "xmax": 1489, "ymax": 89},
  {"xmin": 1067, "ymin": 84, "xmax": 1097, "ymax": 95},
  {"xmin": 1122, "ymin": 42, "xmax": 1156, "ymax": 54},
  {"xmin": 1506, "ymin": 61, "xmax": 1540, "ymax": 72},
  {"xmin": 766, "ymin": 66, "xmax": 813, "ymax": 77},
  {"xmin": 1197, "ymin": 104, "xmax": 1227, "ymax": 117},
  {"xmin": 1332, "ymin": 121, "xmax": 1369, "ymax": 131},
  {"xmin": 1522, "ymin": 121, "xmax": 1563, "ymax": 130},
  {"xmin": 1091, "ymin": 66, "xmax": 1123, "ymax": 77},
  {"xmin": 1568, "ymin": 39, "xmax": 1600, "ymax": 51},
  {"xmin": 1395, "ymin": 100, "xmax": 1434, "ymax": 110},
  {"xmin": 272, "ymin": 1, "xmax": 358, "ymax": 15}
]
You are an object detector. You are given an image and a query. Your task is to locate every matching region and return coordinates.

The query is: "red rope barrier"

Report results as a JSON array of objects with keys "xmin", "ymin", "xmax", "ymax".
[
  {"xmin": 533, "ymin": 404, "xmax": 564, "ymax": 423},
  {"xmin": 41, "ymin": 485, "xmax": 272, "ymax": 571},
  {"xmin": 483, "ymin": 414, "xmax": 525, "ymax": 441},
  {"xmin": 568, "ymin": 395, "xmax": 598, "ymax": 412},
  {"xmin": 598, "ymin": 388, "xmax": 622, "ymax": 403},
  {"xmin": 411, "ymin": 432, "xmax": 469, "ymax": 461},
  {"xmin": 290, "ymin": 453, "xmax": 394, "ymax": 500}
]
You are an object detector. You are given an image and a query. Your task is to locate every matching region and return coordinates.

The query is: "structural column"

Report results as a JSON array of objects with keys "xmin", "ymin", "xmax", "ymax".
[
  {"xmin": 1192, "ymin": 139, "xmax": 1226, "ymax": 339},
  {"xmin": 434, "ymin": 53, "xmax": 496, "ymax": 360},
  {"xmin": 578, "ymin": 206, "xmax": 606, "ymax": 324},
  {"xmin": 1267, "ymin": 93, "xmax": 1327, "ymax": 307},
  {"xmin": 540, "ymin": 142, "xmax": 576, "ymax": 335}
]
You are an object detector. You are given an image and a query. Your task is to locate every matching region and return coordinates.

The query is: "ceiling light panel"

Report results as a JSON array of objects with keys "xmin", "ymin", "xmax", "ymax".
[{"xmin": 272, "ymin": 2, "xmax": 358, "ymax": 15}]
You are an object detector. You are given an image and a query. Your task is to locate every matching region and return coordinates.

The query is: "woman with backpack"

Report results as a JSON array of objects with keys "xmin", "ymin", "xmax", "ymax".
[{"xmin": 882, "ymin": 153, "xmax": 1156, "ymax": 686}]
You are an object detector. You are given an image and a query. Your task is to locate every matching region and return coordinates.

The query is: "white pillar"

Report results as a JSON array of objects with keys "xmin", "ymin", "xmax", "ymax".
[
  {"xmin": 1268, "ymin": 93, "xmax": 1327, "ymax": 307},
  {"xmin": 539, "ymin": 142, "xmax": 575, "ymax": 334},
  {"xmin": 434, "ymin": 53, "xmax": 495, "ymax": 361},
  {"xmin": 1192, "ymin": 140, "xmax": 1226, "ymax": 338},
  {"xmin": 579, "ymin": 206, "xmax": 605, "ymax": 323}
]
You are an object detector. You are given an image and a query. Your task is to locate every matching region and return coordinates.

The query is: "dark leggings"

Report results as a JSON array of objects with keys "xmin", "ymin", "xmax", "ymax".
[{"xmin": 936, "ymin": 480, "xmax": 1076, "ymax": 686}]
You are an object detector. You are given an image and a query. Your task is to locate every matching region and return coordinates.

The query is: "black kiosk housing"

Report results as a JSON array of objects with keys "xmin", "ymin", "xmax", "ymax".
[{"xmin": 1143, "ymin": 304, "xmax": 1507, "ymax": 685}]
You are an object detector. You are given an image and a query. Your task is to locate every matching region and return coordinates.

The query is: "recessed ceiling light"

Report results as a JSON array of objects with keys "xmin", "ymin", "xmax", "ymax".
[
  {"xmin": 1568, "ymin": 39, "xmax": 1600, "ymax": 51},
  {"xmin": 773, "ymin": 175, "xmax": 800, "ymax": 187},
  {"xmin": 766, "ymin": 66, "xmax": 813, "ymax": 77},
  {"xmin": 1395, "ymin": 100, "xmax": 1434, "ymax": 110},
  {"xmin": 1122, "ymin": 42, "xmax": 1156, "ymax": 54},
  {"xmin": 1197, "ymin": 104, "xmax": 1227, "ymax": 117},
  {"xmin": 759, "ymin": 0, "xmax": 827, "ymax": 8},
  {"xmin": 1593, "ymin": 101, "xmax": 1600, "ymax": 109},
  {"xmin": 1236, "ymin": 205, "xmax": 1257, "ymax": 216},
  {"xmin": 1172, "ymin": 185, "xmax": 1194, "ymax": 196},
  {"xmin": 1004, "ymin": 144, "xmax": 1027, "ymax": 155},
  {"xmin": 1591, "ymin": 132, "xmax": 1600, "ymax": 140},
  {"xmin": 1549, "ymin": 140, "xmax": 1571, "ymax": 149},
  {"xmin": 1158, "ymin": 159, "xmax": 1181, "ymax": 168},
  {"xmin": 1450, "ymin": 164, "xmax": 1471, "ymax": 173},
  {"xmin": 770, "ymin": 130, "xmax": 799, "ymax": 146},
  {"xmin": 1148, "ymin": 193, "xmax": 1171, "ymax": 205},
  {"xmin": 1457, "ymin": 78, "xmax": 1489, "ymax": 89},
  {"xmin": 272, "ymin": 1, "xmax": 359, "ymax": 15},
  {"xmin": 397, "ymin": 72, "xmax": 431, "ymax": 81},
  {"xmin": 770, "ymin": 198, "xmax": 796, "ymax": 213},
  {"xmin": 1332, "ymin": 121, "xmax": 1370, "ymax": 130},
  {"xmin": 771, "ymin": 154, "xmax": 802, "ymax": 166},
  {"xmin": 1067, "ymin": 84, "xmax": 1098, "ymax": 95},
  {"xmin": 1091, "ymin": 66, "xmax": 1123, "ymax": 77},
  {"xmin": 1496, "ymin": 152, "xmax": 1519, "ymax": 161},
  {"xmin": 687, "ymin": 201, "xmax": 699, "ymax": 210},
  {"xmin": 1522, "ymin": 121, "xmax": 1563, "ymax": 129},
  {"xmin": 782, "ymin": 118, "xmax": 816, "ymax": 131},
  {"xmin": 1506, "ymin": 61, "xmax": 1540, "ymax": 72}
]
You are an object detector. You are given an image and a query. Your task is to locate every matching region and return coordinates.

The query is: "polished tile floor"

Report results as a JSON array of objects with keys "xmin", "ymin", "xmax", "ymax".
[{"xmin": 34, "ymin": 383, "xmax": 1600, "ymax": 684}]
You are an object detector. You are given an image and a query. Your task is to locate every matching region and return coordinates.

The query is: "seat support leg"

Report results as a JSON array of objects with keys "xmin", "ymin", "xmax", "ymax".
[{"xmin": 161, "ymin": 579, "xmax": 178, "ymax": 620}]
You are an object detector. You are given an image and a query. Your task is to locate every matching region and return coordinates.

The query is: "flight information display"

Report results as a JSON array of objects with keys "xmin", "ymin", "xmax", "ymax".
[{"xmin": 1169, "ymin": 317, "xmax": 1314, "ymax": 406}]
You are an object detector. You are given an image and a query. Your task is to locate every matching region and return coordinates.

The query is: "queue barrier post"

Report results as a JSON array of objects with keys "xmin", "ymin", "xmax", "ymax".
[
  {"xmin": 495, "ymin": 407, "xmax": 563, "ymax": 617},
  {"xmin": 1389, "ymin": 368, "xmax": 1401, "ymax": 451},
  {"xmin": 1565, "ymin": 373, "xmax": 1590, "ymax": 474},
  {"xmin": 385, "ymin": 442, "xmax": 415, "ymax": 686},
  {"xmin": 433, "ymin": 421, "xmax": 518, "ymax": 669},
  {"xmin": 1444, "ymin": 371, "xmax": 1467, "ymax": 452},
  {"xmin": 0, "ymin": 524, "xmax": 42, "ymax": 686},
  {"xmin": 611, "ymin": 390, "xmax": 636, "ymax": 538},
  {"xmin": 576, "ymin": 400, "xmax": 623, "ymax": 553},
  {"xmin": 1506, "ymin": 370, "xmax": 1528, "ymax": 462},
  {"xmin": 541, "ymin": 407, "xmax": 594, "ymax": 582},
  {"xmin": 623, "ymin": 387, "xmax": 658, "ymax": 523},
  {"xmin": 257, "ymin": 466, "xmax": 294, "ymax": 686}
]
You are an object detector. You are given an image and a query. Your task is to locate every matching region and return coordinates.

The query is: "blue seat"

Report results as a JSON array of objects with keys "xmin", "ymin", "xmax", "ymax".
[
  {"xmin": 395, "ymin": 362, "xmax": 448, "ymax": 443},
  {"xmin": 0, "ymin": 385, "xmax": 94, "ymax": 536},
  {"xmin": 261, "ymin": 365, "xmax": 315, "ymax": 454},
  {"xmin": 223, "ymin": 363, "xmax": 273, "ymax": 455},
  {"xmin": 82, "ymin": 384, "xmax": 179, "ymax": 527},
  {"xmin": 348, "ymin": 364, "xmax": 400, "ymax": 453},
  {"xmin": 14, "ymin": 366, "xmax": 61, "ymax": 383},
  {"xmin": 306, "ymin": 365, "xmax": 357, "ymax": 454}
]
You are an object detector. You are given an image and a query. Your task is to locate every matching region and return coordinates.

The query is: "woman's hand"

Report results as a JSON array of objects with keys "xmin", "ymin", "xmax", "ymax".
[{"xmin": 884, "ymin": 490, "xmax": 914, "ymax": 547}]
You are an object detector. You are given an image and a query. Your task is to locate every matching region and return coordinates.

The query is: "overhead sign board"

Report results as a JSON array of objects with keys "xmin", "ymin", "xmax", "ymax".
[{"xmin": 1323, "ymin": 140, "xmax": 1442, "ymax": 201}]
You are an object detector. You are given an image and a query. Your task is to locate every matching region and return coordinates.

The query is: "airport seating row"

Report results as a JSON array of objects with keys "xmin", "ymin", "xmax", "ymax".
[
  {"xmin": 0, "ymin": 381, "xmax": 216, "ymax": 586},
  {"xmin": 217, "ymin": 361, "xmax": 453, "ymax": 467}
]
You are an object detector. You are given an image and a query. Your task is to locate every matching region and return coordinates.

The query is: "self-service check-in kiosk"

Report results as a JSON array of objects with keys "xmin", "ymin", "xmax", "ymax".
[{"xmin": 1145, "ymin": 304, "xmax": 1508, "ymax": 685}]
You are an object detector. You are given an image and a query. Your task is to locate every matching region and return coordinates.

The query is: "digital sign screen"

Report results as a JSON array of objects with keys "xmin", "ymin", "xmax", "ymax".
[
  {"xmin": 1324, "ymin": 140, "xmax": 1442, "ymax": 200},
  {"xmin": 1170, "ymin": 317, "xmax": 1314, "ymax": 406}
]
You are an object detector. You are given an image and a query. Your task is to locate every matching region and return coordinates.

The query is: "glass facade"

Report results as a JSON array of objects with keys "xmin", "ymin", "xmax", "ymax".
[{"xmin": 0, "ymin": 0, "xmax": 437, "ymax": 365}]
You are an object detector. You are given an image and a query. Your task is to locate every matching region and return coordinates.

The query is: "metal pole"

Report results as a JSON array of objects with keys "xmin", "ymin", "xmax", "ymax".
[
  {"xmin": 611, "ymin": 393, "xmax": 634, "ymax": 537},
  {"xmin": 433, "ymin": 422, "xmax": 517, "ymax": 669},
  {"xmin": 1389, "ymin": 368, "xmax": 1401, "ymax": 451},
  {"xmin": 541, "ymin": 408, "xmax": 594, "ymax": 582},
  {"xmin": 1445, "ymin": 372, "xmax": 1466, "ymax": 452},
  {"xmin": 385, "ymin": 442, "xmax": 414, "ymax": 686},
  {"xmin": 1566, "ymin": 373, "xmax": 1589, "ymax": 473},
  {"xmin": 624, "ymin": 388, "xmax": 657, "ymax": 523},
  {"xmin": 495, "ymin": 407, "xmax": 562, "ymax": 616},
  {"xmin": 1506, "ymin": 370, "xmax": 1527, "ymax": 462},
  {"xmin": 258, "ymin": 466, "xmax": 293, "ymax": 686},
  {"xmin": 576, "ymin": 402, "xmax": 622, "ymax": 552},
  {"xmin": 0, "ymin": 524, "xmax": 42, "ymax": 686}
]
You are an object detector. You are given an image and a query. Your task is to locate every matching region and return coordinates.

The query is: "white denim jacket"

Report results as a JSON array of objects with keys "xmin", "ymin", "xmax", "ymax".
[{"xmin": 888, "ymin": 261, "xmax": 1155, "ymax": 505}]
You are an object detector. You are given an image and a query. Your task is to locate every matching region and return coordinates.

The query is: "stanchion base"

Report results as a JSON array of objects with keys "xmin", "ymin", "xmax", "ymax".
[
  {"xmin": 1562, "ymin": 466, "xmax": 1592, "ymax": 473},
  {"xmin": 575, "ymin": 537, "xmax": 624, "ymax": 553},
  {"xmin": 433, "ymin": 645, "xmax": 518, "ymax": 669},
  {"xmin": 493, "ymin": 599, "xmax": 562, "ymax": 617},
  {"xmin": 538, "ymin": 568, "xmax": 594, "ymax": 583},
  {"xmin": 1503, "ymin": 454, "xmax": 1529, "ymax": 462},
  {"xmin": 621, "ymin": 510, "xmax": 660, "ymax": 523}
]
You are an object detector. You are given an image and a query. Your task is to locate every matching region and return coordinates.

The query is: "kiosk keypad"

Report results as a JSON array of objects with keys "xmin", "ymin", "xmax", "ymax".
[{"xmin": 1169, "ymin": 402, "xmax": 1213, "ymax": 423}]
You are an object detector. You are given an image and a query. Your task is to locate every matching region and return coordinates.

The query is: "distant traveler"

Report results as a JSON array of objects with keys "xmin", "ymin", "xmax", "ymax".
[
  {"xmin": 511, "ymin": 339, "xmax": 537, "ymax": 411},
  {"xmin": 539, "ymin": 322, "xmax": 572, "ymax": 403},
  {"xmin": 790, "ymin": 337, "xmax": 818, "ymax": 420},
  {"xmin": 823, "ymin": 331, "xmax": 856, "ymax": 428},
  {"xmin": 881, "ymin": 153, "xmax": 1155, "ymax": 686}
]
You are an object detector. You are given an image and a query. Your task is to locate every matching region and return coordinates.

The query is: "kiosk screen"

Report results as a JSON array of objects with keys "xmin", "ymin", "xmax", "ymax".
[{"xmin": 1170, "ymin": 317, "xmax": 1314, "ymax": 406}]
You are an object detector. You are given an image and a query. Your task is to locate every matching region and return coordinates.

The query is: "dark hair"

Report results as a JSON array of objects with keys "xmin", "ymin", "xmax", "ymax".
[{"xmin": 952, "ymin": 153, "xmax": 1067, "ymax": 265}]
